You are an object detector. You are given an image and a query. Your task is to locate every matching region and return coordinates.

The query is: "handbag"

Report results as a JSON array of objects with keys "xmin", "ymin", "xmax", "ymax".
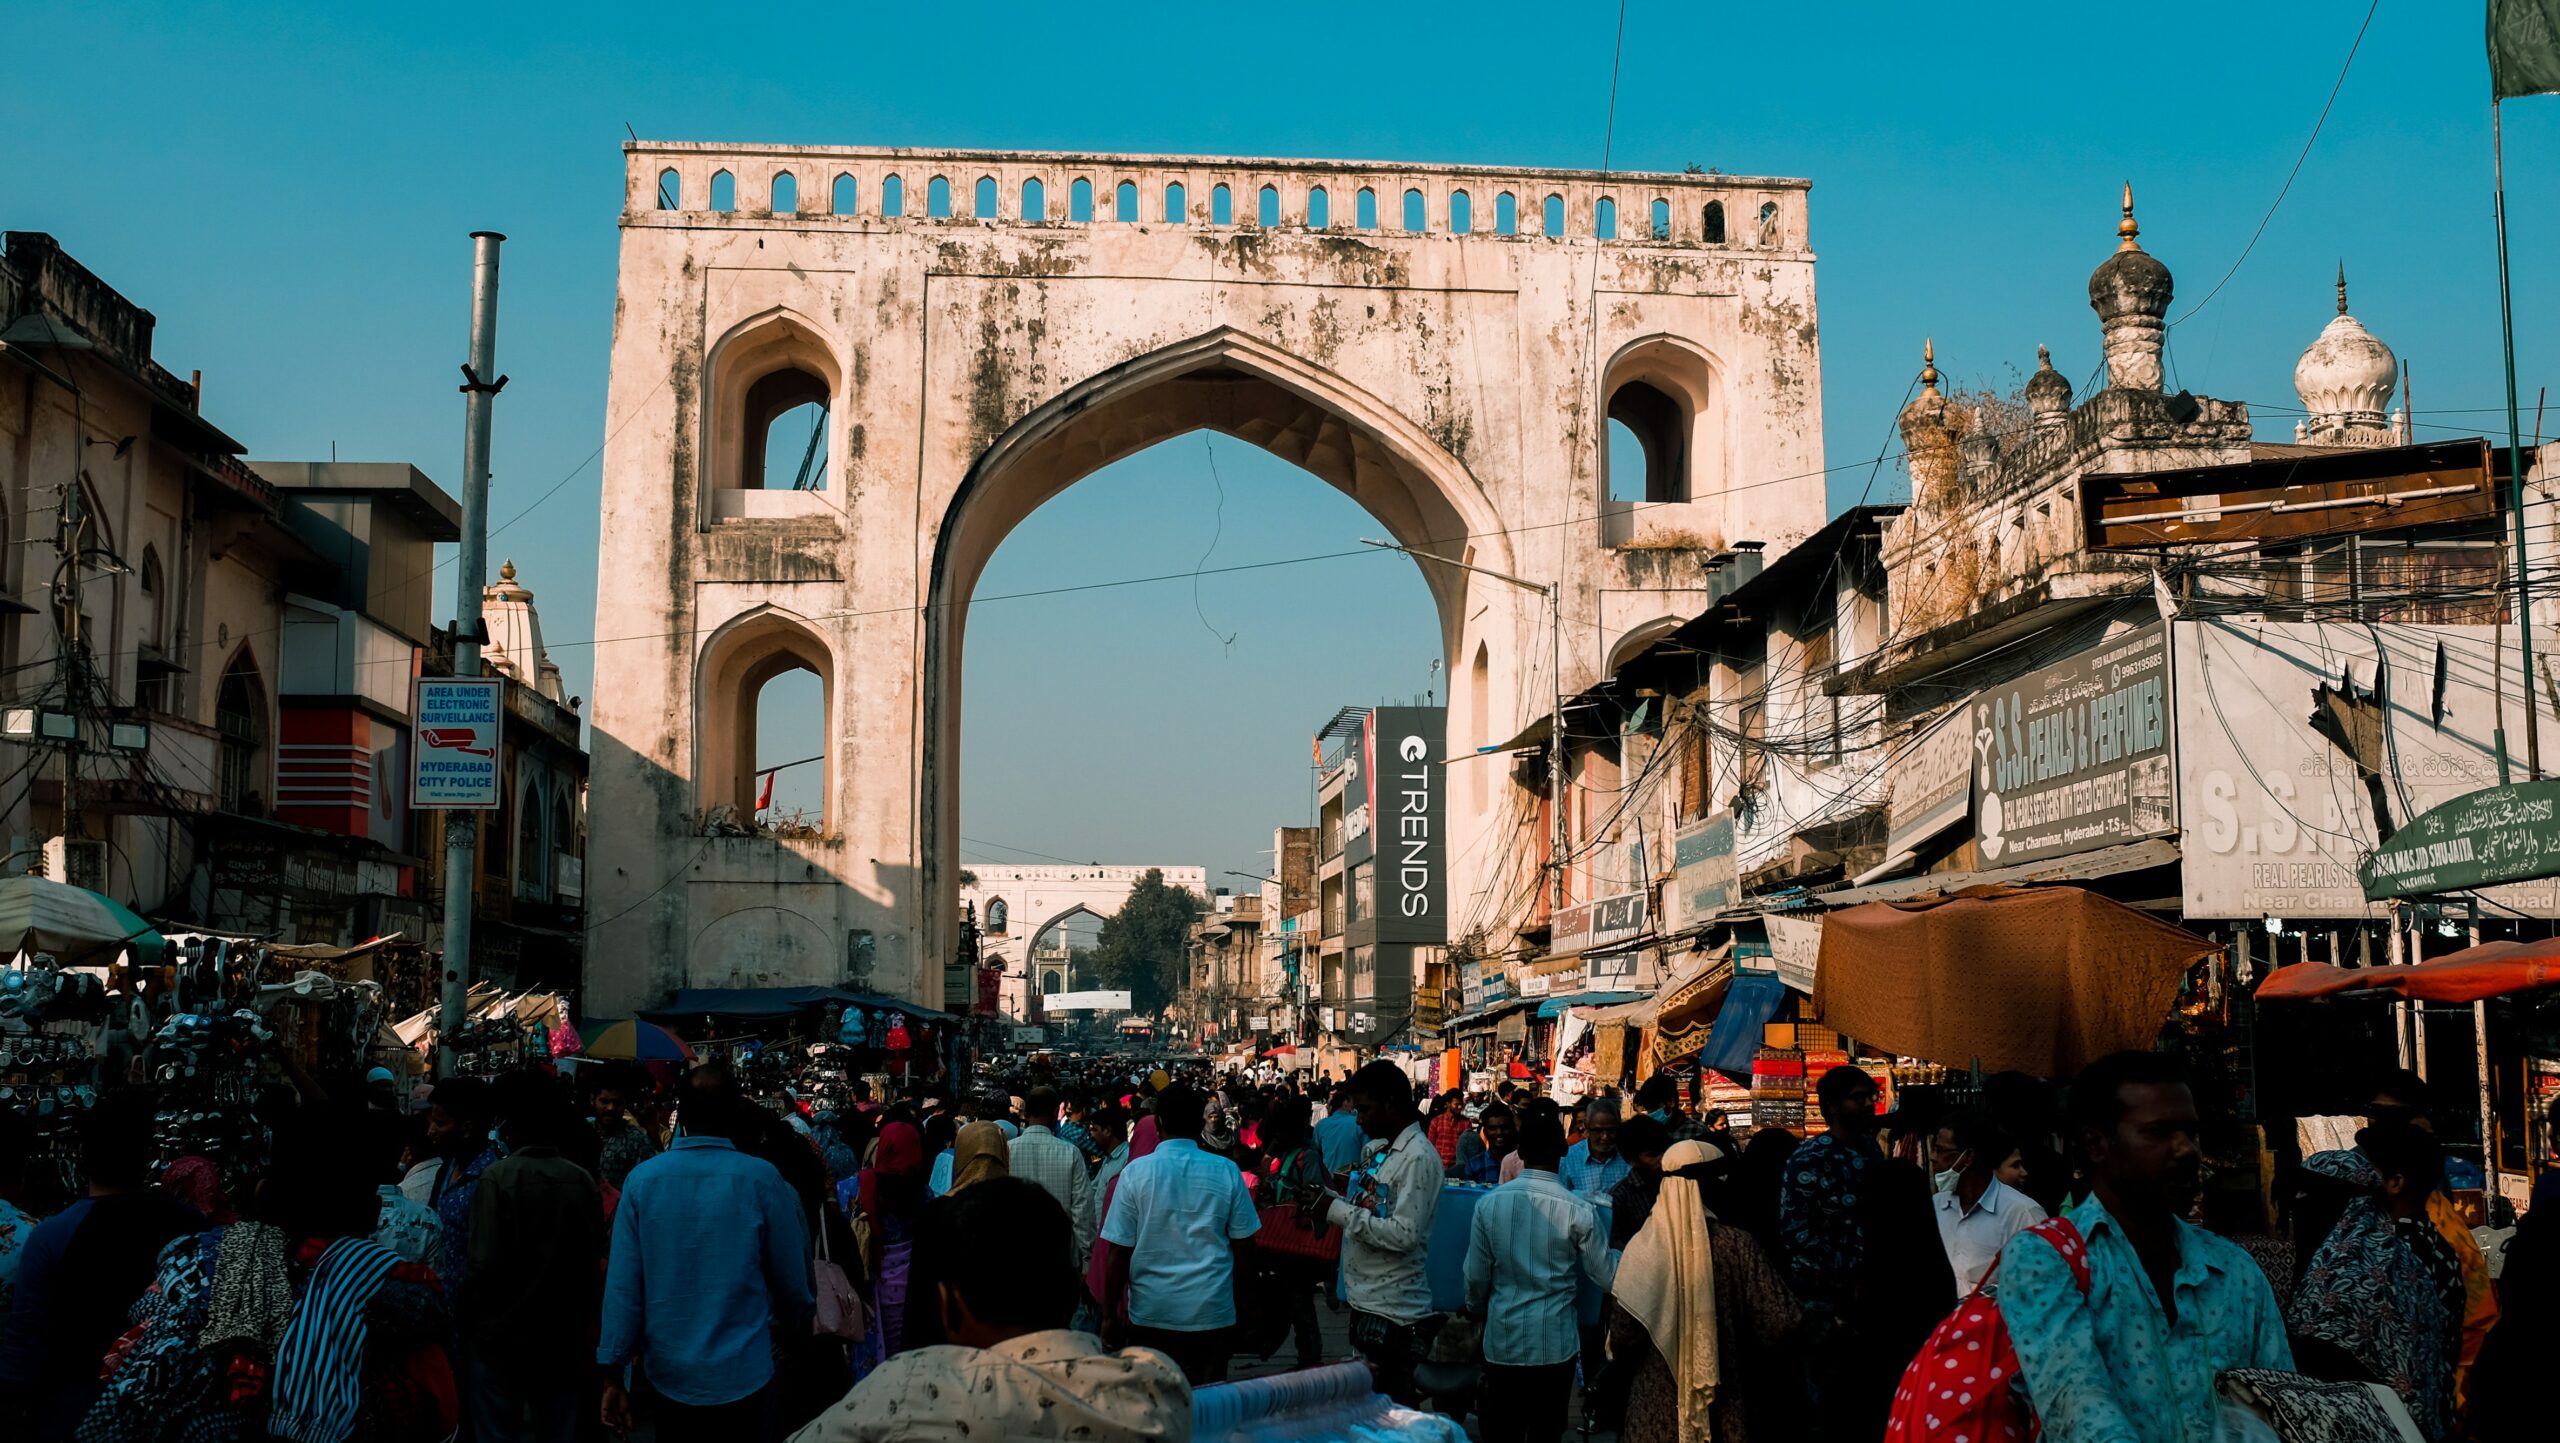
[
  {"xmin": 1883, "ymin": 1218, "xmax": 2089, "ymax": 1443},
  {"xmin": 1254, "ymin": 1200, "xmax": 1343, "ymax": 1262},
  {"xmin": 811, "ymin": 1212, "xmax": 868, "ymax": 1341}
]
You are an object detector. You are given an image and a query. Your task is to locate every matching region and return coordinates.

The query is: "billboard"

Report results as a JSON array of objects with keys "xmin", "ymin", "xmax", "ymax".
[
  {"xmin": 1673, "ymin": 812, "xmax": 1737, "ymax": 923},
  {"xmin": 1887, "ymin": 707, "xmax": 1974, "ymax": 858},
  {"xmin": 2175, "ymin": 621, "xmax": 2560, "ymax": 918},
  {"xmin": 1044, "ymin": 989, "xmax": 1133, "ymax": 1012},
  {"xmin": 1362, "ymin": 707, "xmax": 1448, "ymax": 943},
  {"xmin": 1972, "ymin": 623, "xmax": 2173, "ymax": 866},
  {"xmin": 1554, "ymin": 890, "xmax": 1647, "ymax": 955},
  {"xmin": 411, "ymin": 677, "xmax": 503, "ymax": 809}
]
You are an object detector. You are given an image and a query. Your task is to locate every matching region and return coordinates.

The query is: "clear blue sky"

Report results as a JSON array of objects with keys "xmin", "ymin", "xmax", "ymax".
[{"xmin": 11, "ymin": 2, "xmax": 2555, "ymax": 890}]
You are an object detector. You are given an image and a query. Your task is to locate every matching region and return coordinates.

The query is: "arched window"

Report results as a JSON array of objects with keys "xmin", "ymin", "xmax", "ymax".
[
  {"xmin": 1164, "ymin": 181, "xmax": 1187, "ymax": 222},
  {"xmin": 700, "ymin": 611, "xmax": 837, "ymax": 828},
  {"xmin": 1596, "ymin": 196, "xmax": 1617, "ymax": 239},
  {"xmin": 1115, "ymin": 180, "xmax": 1138, "ymax": 220},
  {"xmin": 1496, "ymin": 192, "xmax": 1518, "ymax": 236},
  {"xmin": 1702, "ymin": 199, "xmax": 1725, "ymax": 244},
  {"xmin": 707, "ymin": 313, "xmax": 843, "ymax": 512},
  {"xmin": 754, "ymin": 372, "xmax": 829, "ymax": 490},
  {"xmin": 1258, "ymin": 184, "xmax": 1280, "ymax": 227},
  {"xmin": 1021, "ymin": 177, "xmax": 1047, "ymax": 222},
  {"xmin": 138, "ymin": 546, "xmax": 164, "ymax": 647},
  {"xmin": 927, "ymin": 176, "xmax": 953, "ymax": 218},
  {"xmin": 656, "ymin": 169, "xmax": 682, "ymax": 211},
  {"xmin": 1307, "ymin": 185, "xmax": 1331, "ymax": 228},
  {"xmin": 1403, "ymin": 188, "xmax": 1426, "ymax": 231},
  {"xmin": 1543, "ymin": 194, "xmax": 1565, "ymax": 237},
  {"xmin": 516, "ymin": 779, "xmax": 547, "ymax": 899},
  {"xmin": 1449, "ymin": 190, "xmax": 1472, "ymax": 234},
  {"xmin": 1356, "ymin": 187, "xmax": 1378, "ymax": 230},
  {"xmin": 551, "ymin": 786, "xmax": 575, "ymax": 887},
  {"xmin": 1469, "ymin": 643, "xmax": 1491, "ymax": 817},
  {"xmin": 1602, "ymin": 339, "xmax": 1715, "ymax": 507},
  {"xmin": 215, "ymin": 650, "xmax": 268, "ymax": 815},
  {"xmin": 709, "ymin": 170, "xmax": 736, "ymax": 213},
  {"xmin": 882, "ymin": 174, "xmax": 905, "ymax": 217},
  {"xmin": 1758, "ymin": 201, "xmax": 1780, "ymax": 246},
  {"xmin": 1071, "ymin": 177, "xmax": 1094, "ymax": 222},
  {"xmin": 832, "ymin": 173, "xmax": 858, "ymax": 215},
  {"xmin": 138, "ymin": 547, "xmax": 167, "ymax": 711},
  {"xmin": 986, "ymin": 897, "xmax": 1009, "ymax": 933},
  {"xmin": 974, "ymin": 175, "xmax": 998, "ymax": 219},
  {"xmin": 1211, "ymin": 183, "xmax": 1233, "ymax": 225},
  {"xmin": 771, "ymin": 171, "xmax": 797, "ymax": 214},
  {"xmin": 1650, "ymin": 197, "xmax": 1670, "ymax": 240}
]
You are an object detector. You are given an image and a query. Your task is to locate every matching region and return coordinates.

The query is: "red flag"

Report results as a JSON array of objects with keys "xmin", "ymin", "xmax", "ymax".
[{"xmin": 756, "ymin": 771, "xmax": 774, "ymax": 812}]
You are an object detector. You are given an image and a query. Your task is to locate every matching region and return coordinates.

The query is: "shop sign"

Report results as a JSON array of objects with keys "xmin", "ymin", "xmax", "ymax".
[
  {"xmin": 1248, "ymin": 1015, "xmax": 1270, "ymax": 1030},
  {"xmin": 1352, "ymin": 706, "xmax": 1448, "ymax": 943},
  {"xmin": 1555, "ymin": 890, "xmax": 1646, "ymax": 953},
  {"xmin": 1480, "ymin": 967, "xmax": 1512, "ymax": 1007},
  {"xmin": 1011, "ymin": 1025, "xmax": 1046, "ymax": 1044},
  {"xmin": 411, "ymin": 677, "xmax": 503, "ymax": 809},
  {"xmin": 1045, "ymin": 989, "xmax": 1133, "ymax": 1012},
  {"xmin": 1520, "ymin": 969, "xmax": 1552, "ymax": 997},
  {"xmin": 1974, "ymin": 622, "xmax": 2173, "ymax": 866},
  {"xmin": 1321, "ymin": 1006, "xmax": 1337, "ymax": 1031},
  {"xmin": 2361, "ymin": 780, "xmax": 2560, "ymax": 899},
  {"xmin": 1459, "ymin": 958, "xmax": 1485, "ymax": 1011},
  {"xmin": 1888, "ymin": 706, "xmax": 1975, "ymax": 857},
  {"xmin": 1764, "ymin": 914, "xmax": 1822, "ymax": 994},
  {"xmin": 1585, "ymin": 943, "xmax": 1650, "ymax": 988},
  {"xmin": 1673, "ymin": 812, "xmax": 1737, "ymax": 923},
  {"xmin": 2177, "ymin": 621, "xmax": 2560, "ymax": 918}
]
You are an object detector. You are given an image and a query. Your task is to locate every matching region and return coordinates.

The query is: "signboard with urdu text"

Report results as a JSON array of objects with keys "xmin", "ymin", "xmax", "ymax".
[
  {"xmin": 1552, "ymin": 890, "xmax": 1646, "ymax": 956},
  {"xmin": 1887, "ymin": 708, "xmax": 1974, "ymax": 857},
  {"xmin": 411, "ymin": 677, "xmax": 504, "ymax": 809},
  {"xmin": 1673, "ymin": 813, "xmax": 1738, "ymax": 923},
  {"xmin": 2361, "ymin": 779, "xmax": 2560, "ymax": 898},
  {"xmin": 1972, "ymin": 623, "xmax": 2173, "ymax": 866}
]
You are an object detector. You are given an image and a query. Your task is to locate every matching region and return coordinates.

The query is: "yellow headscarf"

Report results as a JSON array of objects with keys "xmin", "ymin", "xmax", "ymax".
[
  {"xmin": 950, "ymin": 1121, "xmax": 1012, "ymax": 1193},
  {"xmin": 1613, "ymin": 1138, "xmax": 1726, "ymax": 1443}
]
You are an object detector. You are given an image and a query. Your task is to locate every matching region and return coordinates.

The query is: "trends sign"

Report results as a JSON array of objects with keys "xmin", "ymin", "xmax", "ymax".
[{"xmin": 1360, "ymin": 706, "xmax": 1447, "ymax": 943}]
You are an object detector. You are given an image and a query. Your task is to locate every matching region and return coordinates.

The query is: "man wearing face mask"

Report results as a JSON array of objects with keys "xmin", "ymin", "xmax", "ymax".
[{"xmin": 1928, "ymin": 1109, "xmax": 2046, "ymax": 1297}]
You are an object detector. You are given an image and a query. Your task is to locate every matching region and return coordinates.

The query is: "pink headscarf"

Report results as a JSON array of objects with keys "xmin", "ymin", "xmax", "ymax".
[
  {"xmin": 1085, "ymin": 1116, "xmax": 1162, "ymax": 1300},
  {"xmin": 163, "ymin": 1155, "xmax": 236, "ymax": 1225}
]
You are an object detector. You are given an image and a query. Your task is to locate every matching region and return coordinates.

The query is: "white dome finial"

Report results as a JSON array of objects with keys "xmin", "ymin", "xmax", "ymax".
[{"xmin": 2294, "ymin": 264, "xmax": 2397, "ymax": 448}]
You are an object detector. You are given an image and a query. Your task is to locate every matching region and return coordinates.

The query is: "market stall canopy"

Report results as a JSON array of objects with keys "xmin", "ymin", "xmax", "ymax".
[
  {"xmin": 582, "ymin": 1018, "xmax": 696, "ymax": 1062},
  {"xmin": 1535, "ymin": 990, "xmax": 1645, "ymax": 1019},
  {"xmin": 637, "ymin": 985, "xmax": 940, "ymax": 1025},
  {"xmin": 1, "ymin": 876, "xmax": 166, "ymax": 967},
  {"xmin": 1698, "ymin": 970, "xmax": 1791, "ymax": 1075},
  {"xmin": 1811, "ymin": 885, "xmax": 2218, "ymax": 1076},
  {"xmin": 1650, "ymin": 948, "xmax": 1738, "ymax": 1068},
  {"xmin": 2258, "ymin": 940, "xmax": 2560, "ymax": 1003}
]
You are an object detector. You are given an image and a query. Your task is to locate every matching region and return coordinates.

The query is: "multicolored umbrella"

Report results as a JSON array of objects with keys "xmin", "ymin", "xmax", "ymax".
[
  {"xmin": 581, "ymin": 1018, "xmax": 695, "ymax": 1062},
  {"xmin": 0, "ymin": 876, "xmax": 166, "ymax": 967}
]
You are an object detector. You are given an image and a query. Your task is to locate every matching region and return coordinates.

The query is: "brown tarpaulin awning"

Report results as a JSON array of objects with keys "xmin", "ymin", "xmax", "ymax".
[{"xmin": 1810, "ymin": 885, "xmax": 2218, "ymax": 1076}]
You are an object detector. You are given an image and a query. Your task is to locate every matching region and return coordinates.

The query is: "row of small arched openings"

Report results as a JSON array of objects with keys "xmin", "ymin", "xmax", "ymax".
[{"xmin": 656, "ymin": 169, "xmax": 1778, "ymax": 245}]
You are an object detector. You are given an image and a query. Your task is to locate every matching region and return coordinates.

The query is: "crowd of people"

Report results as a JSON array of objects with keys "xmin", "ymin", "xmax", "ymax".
[{"xmin": 0, "ymin": 1041, "xmax": 2547, "ymax": 1443}]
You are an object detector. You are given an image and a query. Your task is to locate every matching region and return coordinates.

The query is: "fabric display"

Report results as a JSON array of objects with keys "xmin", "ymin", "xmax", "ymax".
[{"xmin": 1192, "ymin": 1360, "xmax": 1466, "ymax": 1443}]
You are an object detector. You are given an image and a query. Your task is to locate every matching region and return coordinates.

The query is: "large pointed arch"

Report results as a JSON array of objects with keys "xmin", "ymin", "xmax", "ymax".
[
  {"xmin": 695, "ymin": 604, "xmax": 837, "ymax": 825},
  {"xmin": 917, "ymin": 328, "xmax": 1521, "ymax": 1003}
]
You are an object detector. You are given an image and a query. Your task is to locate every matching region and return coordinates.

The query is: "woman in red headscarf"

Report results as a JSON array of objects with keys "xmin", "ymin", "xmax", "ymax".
[{"xmin": 854, "ymin": 1117, "xmax": 926, "ymax": 1355}]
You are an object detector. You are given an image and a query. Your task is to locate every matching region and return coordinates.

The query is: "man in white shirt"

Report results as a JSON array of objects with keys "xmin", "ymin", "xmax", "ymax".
[
  {"xmin": 1324, "ymin": 1061, "xmax": 1446, "ymax": 1404},
  {"xmin": 1100, "ymin": 1083, "xmax": 1260, "ymax": 1384},
  {"xmin": 1463, "ymin": 1113, "xmax": 1615, "ymax": 1443},
  {"xmin": 1930, "ymin": 1110, "xmax": 2046, "ymax": 1296},
  {"xmin": 790, "ymin": 1176, "xmax": 1189, "ymax": 1443},
  {"xmin": 1008, "ymin": 1086, "xmax": 1095, "ymax": 1270}
]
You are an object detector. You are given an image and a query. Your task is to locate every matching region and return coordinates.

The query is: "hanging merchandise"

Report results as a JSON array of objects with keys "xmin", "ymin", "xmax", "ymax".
[
  {"xmin": 149, "ymin": 1007, "xmax": 278, "ymax": 1191},
  {"xmin": 838, "ymin": 1008, "xmax": 868, "ymax": 1048},
  {"xmin": 1, "ymin": 953, "xmax": 107, "ymax": 1208},
  {"xmin": 883, "ymin": 1017, "xmax": 912, "ymax": 1053}
]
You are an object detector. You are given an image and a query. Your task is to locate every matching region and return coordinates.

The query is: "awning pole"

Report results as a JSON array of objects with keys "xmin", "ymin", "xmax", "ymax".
[
  {"xmin": 2472, "ymin": 920, "xmax": 2498, "ymax": 1191},
  {"xmin": 2388, "ymin": 910, "xmax": 2412, "ymax": 1071}
]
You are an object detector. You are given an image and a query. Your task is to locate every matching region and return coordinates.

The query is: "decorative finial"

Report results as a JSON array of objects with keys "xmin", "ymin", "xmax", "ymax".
[
  {"xmin": 2037, "ymin": 344, "xmax": 2053, "ymax": 369},
  {"xmin": 2117, "ymin": 181, "xmax": 2141, "ymax": 252},
  {"xmin": 1921, "ymin": 337, "xmax": 1939, "ymax": 389},
  {"xmin": 2335, "ymin": 261, "xmax": 2349, "ymax": 315},
  {"xmin": 500, "ymin": 558, "xmax": 517, "ymax": 582}
]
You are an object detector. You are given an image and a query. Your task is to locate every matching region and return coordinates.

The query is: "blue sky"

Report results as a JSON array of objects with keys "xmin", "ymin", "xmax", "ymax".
[{"xmin": 11, "ymin": 2, "xmax": 2555, "ymax": 889}]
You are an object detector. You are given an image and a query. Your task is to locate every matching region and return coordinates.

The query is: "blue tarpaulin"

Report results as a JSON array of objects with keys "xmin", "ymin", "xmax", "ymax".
[
  {"xmin": 1698, "ymin": 970, "xmax": 1789, "ymax": 1075},
  {"xmin": 1534, "ymin": 990, "xmax": 1645, "ymax": 1019}
]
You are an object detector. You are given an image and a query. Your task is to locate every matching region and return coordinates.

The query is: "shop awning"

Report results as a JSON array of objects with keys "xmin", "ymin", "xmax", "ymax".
[
  {"xmin": 1697, "ymin": 970, "xmax": 1790, "ymax": 1074},
  {"xmin": 1536, "ymin": 990, "xmax": 1646, "ymax": 1019},
  {"xmin": 2259, "ymin": 940, "xmax": 2560, "ymax": 1003},
  {"xmin": 1811, "ymin": 885, "xmax": 2218, "ymax": 1076},
  {"xmin": 1651, "ymin": 949, "xmax": 1739, "ymax": 1067},
  {"xmin": 1813, "ymin": 836, "xmax": 2182, "ymax": 908}
]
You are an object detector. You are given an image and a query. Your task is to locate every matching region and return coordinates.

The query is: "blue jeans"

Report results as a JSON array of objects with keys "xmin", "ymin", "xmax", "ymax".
[{"xmin": 466, "ymin": 1347, "xmax": 581, "ymax": 1443}]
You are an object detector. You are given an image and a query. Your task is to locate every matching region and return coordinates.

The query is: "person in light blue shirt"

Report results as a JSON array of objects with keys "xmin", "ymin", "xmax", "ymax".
[
  {"xmin": 597, "ymin": 1086, "xmax": 814, "ymax": 1438},
  {"xmin": 2002, "ymin": 1051, "xmax": 2290, "ymax": 1443},
  {"xmin": 1101, "ymin": 1082, "xmax": 1261, "ymax": 1384},
  {"xmin": 1314, "ymin": 1085, "xmax": 1368, "ymax": 1174},
  {"xmin": 1464, "ymin": 1112, "xmax": 1614, "ymax": 1443},
  {"xmin": 1559, "ymin": 1096, "xmax": 1630, "ymax": 1197}
]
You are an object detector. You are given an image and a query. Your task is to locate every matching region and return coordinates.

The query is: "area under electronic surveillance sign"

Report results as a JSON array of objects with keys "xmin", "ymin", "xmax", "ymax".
[
  {"xmin": 411, "ymin": 677, "xmax": 504, "ymax": 809},
  {"xmin": 1365, "ymin": 706, "xmax": 1447, "ymax": 943}
]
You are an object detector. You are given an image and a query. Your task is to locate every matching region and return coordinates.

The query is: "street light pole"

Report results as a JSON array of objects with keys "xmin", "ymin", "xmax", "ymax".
[
  {"xmin": 1359, "ymin": 539, "xmax": 1567, "ymax": 909},
  {"xmin": 440, "ymin": 231, "xmax": 506, "ymax": 1077}
]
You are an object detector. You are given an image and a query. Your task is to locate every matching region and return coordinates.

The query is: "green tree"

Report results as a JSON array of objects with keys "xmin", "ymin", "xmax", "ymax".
[{"xmin": 1091, "ymin": 868, "xmax": 1205, "ymax": 1015}]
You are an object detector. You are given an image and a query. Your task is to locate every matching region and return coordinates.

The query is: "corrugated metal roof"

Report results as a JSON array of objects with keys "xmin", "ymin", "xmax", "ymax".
[{"xmin": 1813, "ymin": 835, "xmax": 2181, "ymax": 908}]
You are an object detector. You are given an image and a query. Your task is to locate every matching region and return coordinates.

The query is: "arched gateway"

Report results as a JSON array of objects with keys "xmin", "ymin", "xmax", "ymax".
[{"xmin": 586, "ymin": 143, "xmax": 1827, "ymax": 1017}]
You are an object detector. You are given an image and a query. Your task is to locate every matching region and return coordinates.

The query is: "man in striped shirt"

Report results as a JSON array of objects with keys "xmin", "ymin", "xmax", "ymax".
[
  {"xmin": 1008, "ymin": 1087, "xmax": 1095, "ymax": 1270},
  {"xmin": 1463, "ymin": 1112, "xmax": 1615, "ymax": 1443}
]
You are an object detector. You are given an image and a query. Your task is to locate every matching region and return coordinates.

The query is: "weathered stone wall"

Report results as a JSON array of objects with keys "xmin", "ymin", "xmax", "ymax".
[{"xmin": 587, "ymin": 144, "xmax": 1827, "ymax": 1016}]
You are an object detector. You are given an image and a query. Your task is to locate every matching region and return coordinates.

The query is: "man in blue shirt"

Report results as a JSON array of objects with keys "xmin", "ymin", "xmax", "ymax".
[
  {"xmin": 1463, "ymin": 1113, "xmax": 1614, "ymax": 1443},
  {"xmin": 1100, "ymin": 1082, "xmax": 1261, "ymax": 1383},
  {"xmin": 1314, "ymin": 1083, "xmax": 1368, "ymax": 1175},
  {"xmin": 1457, "ymin": 1103, "xmax": 1517, "ymax": 1185},
  {"xmin": 2002, "ymin": 1051, "xmax": 2290, "ymax": 1443},
  {"xmin": 1559, "ymin": 1096, "xmax": 1629, "ymax": 1198},
  {"xmin": 597, "ymin": 1086, "xmax": 813, "ymax": 1442}
]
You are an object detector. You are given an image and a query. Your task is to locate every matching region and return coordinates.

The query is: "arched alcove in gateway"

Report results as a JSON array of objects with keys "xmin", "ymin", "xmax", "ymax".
[{"xmin": 924, "ymin": 330, "xmax": 1528, "ymax": 983}]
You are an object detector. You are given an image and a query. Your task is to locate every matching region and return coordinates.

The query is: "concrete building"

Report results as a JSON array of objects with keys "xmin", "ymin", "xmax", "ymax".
[{"xmin": 585, "ymin": 143, "xmax": 1830, "ymax": 1017}]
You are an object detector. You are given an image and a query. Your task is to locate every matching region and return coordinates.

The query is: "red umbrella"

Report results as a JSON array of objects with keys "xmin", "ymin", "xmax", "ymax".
[
  {"xmin": 1260, "ymin": 1044, "xmax": 1298, "ymax": 1057},
  {"xmin": 2258, "ymin": 938, "xmax": 2560, "ymax": 1003}
]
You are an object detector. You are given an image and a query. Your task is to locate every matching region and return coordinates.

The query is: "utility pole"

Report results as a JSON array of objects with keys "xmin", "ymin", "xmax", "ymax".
[{"xmin": 440, "ymin": 232, "xmax": 505, "ymax": 1075}]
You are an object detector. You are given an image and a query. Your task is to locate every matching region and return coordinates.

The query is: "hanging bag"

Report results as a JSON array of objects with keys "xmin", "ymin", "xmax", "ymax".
[
  {"xmin": 811, "ymin": 1210, "xmax": 869, "ymax": 1341},
  {"xmin": 1883, "ymin": 1217, "xmax": 2089, "ymax": 1443}
]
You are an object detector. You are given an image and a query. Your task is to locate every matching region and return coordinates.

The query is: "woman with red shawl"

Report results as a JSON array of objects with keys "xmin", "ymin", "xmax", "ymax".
[{"xmin": 853, "ymin": 1117, "xmax": 926, "ymax": 1355}]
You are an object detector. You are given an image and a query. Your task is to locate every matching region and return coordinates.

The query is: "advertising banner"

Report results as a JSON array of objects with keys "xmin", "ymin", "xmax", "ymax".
[
  {"xmin": 1364, "ymin": 707, "xmax": 1448, "ymax": 943},
  {"xmin": 1973, "ymin": 623, "xmax": 2173, "ymax": 866},
  {"xmin": 1888, "ymin": 707, "xmax": 1975, "ymax": 857},
  {"xmin": 411, "ymin": 677, "xmax": 504, "ymax": 809},
  {"xmin": 2361, "ymin": 779, "xmax": 2560, "ymax": 899},
  {"xmin": 1764, "ymin": 914, "xmax": 1823, "ymax": 995},
  {"xmin": 1044, "ymin": 989, "xmax": 1133, "ymax": 1012},
  {"xmin": 1550, "ymin": 1008, "xmax": 1598, "ymax": 1106},
  {"xmin": 2177, "ymin": 621, "xmax": 2560, "ymax": 918},
  {"xmin": 1551, "ymin": 890, "xmax": 1645, "ymax": 956},
  {"xmin": 1673, "ymin": 812, "xmax": 1738, "ymax": 923}
]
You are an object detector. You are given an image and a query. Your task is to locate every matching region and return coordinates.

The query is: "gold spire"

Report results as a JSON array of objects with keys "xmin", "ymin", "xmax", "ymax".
[
  {"xmin": 1920, "ymin": 337, "xmax": 1940, "ymax": 390},
  {"xmin": 2335, "ymin": 260, "xmax": 2349, "ymax": 315},
  {"xmin": 500, "ymin": 558, "xmax": 517, "ymax": 582},
  {"xmin": 2116, "ymin": 181, "xmax": 2142, "ymax": 252}
]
